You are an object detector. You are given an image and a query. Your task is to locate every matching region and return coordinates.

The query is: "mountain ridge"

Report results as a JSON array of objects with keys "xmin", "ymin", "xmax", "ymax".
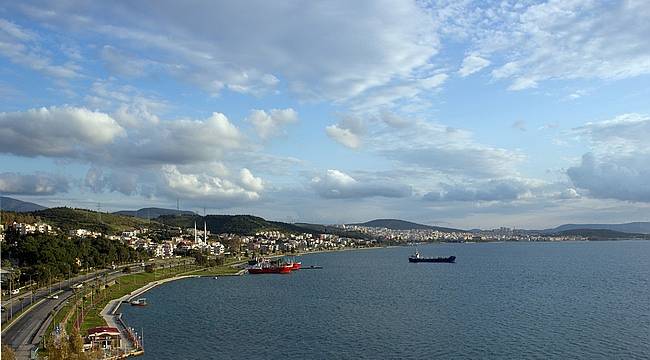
[
  {"xmin": 544, "ymin": 222, "xmax": 650, "ymax": 235},
  {"xmin": 348, "ymin": 218, "xmax": 463, "ymax": 232},
  {"xmin": 0, "ymin": 196, "xmax": 47, "ymax": 212},
  {"xmin": 114, "ymin": 207, "xmax": 196, "ymax": 219}
]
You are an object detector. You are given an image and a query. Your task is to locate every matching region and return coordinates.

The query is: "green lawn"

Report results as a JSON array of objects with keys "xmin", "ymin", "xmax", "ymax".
[{"xmin": 76, "ymin": 265, "xmax": 200, "ymax": 333}]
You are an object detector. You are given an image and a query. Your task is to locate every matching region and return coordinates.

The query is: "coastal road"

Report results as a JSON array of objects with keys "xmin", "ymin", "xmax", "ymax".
[
  {"xmin": 1, "ymin": 268, "xmax": 136, "ymax": 358},
  {"xmin": 1, "ymin": 259, "xmax": 191, "ymax": 359}
]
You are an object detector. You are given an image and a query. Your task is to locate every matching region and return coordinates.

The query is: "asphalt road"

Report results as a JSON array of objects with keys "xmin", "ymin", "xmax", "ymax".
[{"xmin": 1, "ymin": 258, "xmax": 191, "ymax": 359}]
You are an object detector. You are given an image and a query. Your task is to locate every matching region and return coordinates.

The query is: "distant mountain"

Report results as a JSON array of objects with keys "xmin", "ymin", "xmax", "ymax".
[
  {"xmin": 557, "ymin": 228, "xmax": 649, "ymax": 240},
  {"xmin": 114, "ymin": 207, "xmax": 196, "ymax": 219},
  {"xmin": 348, "ymin": 219, "xmax": 462, "ymax": 232},
  {"xmin": 0, "ymin": 196, "xmax": 46, "ymax": 212},
  {"xmin": 546, "ymin": 222, "xmax": 650, "ymax": 235},
  {"xmin": 156, "ymin": 214, "xmax": 314, "ymax": 236}
]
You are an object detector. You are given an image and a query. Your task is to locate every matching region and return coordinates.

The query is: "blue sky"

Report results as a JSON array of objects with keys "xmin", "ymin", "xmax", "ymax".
[{"xmin": 1, "ymin": 0, "xmax": 649, "ymax": 228}]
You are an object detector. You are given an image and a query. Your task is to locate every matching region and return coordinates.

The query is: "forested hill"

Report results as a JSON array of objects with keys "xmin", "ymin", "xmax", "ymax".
[
  {"xmin": 157, "ymin": 214, "xmax": 314, "ymax": 235},
  {"xmin": 114, "ymin": 207, "xmax": 196, "ymax": 219},
  {"xmin": 33, "ymin": 207, "xmax": 152, "ymax": 234},
  {"xmin": 348, "ymin": 218, "xmax": 462, "ymax": 232}
]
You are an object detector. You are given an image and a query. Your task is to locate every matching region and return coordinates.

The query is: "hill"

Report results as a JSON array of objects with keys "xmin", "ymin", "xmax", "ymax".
[
  {"xmin": 348, "ymin": 219, "xmax": 462, "ymax": 232},
  {"xmin": 0, "ymin": 196, "xmax": 46, "ymax": 212},
  {"xmin": 546, "ymin": 222, "xmax": 650, "ymax": 235},
  {"xmin": 156, "ymin": 214, "xmax": 313, "ymax": 236},
  {"xmin": 557, "ymin": 228, "xmax": 649, "ymax": 240},
  {"xmin": 33, "ymin": 207, "xmax": 152, "ymax": 234},
  {"xmin": 114, "ymin": 207, "xmax": 196, "ymax": 219}
]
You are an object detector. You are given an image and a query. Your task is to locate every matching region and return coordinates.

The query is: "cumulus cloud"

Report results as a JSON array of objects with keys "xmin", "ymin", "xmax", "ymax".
[
  {"xmin": 117, "ymin": 112, "xmax": 243, "ymax": 166},
  {"xmin": 247, "ymin": 108, "xmax": 298, "ymax": 139},
  {"xmin": 458, "ymin": 54, "xmax": 490, "ymax": 77},
  {"xmin": 567, "ymin": 113, "xmax": 650, "ymax": 202},
  {"xmin": 0, "ymin": 106, "xmax": 125, "ymax": 158},
  {"xmin": 568, "ymin": 153, "xmax": 650, "ymax": 202},
  {"xmin": 0, "ymin": 172, "xmax": 69, "ymax": 195},
  {"xmin": 311, "ymin": 169, "xmax": 411, "ymax": 199},
  {"xmin": 159, "ymin": 164, "xmax": 263, "ymax": 204}
]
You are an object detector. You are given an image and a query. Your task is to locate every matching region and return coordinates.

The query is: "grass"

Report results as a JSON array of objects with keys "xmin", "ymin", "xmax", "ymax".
[
  {"xmin": 186, "ymin": 266, "xmax": 241, "ymax": 276},
  {"xmin": 77, "ymin": 265, "xmax": 200, "ymax": 333}
]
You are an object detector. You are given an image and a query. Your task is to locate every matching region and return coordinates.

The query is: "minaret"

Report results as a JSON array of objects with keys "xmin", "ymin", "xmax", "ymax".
[
  {"xmin": 194, "ymin": 222, "xmax": 197, "ymax": 243},
  {"xmin": 204, "ymin": 221, "xmax": 207, "ymax": 244}
]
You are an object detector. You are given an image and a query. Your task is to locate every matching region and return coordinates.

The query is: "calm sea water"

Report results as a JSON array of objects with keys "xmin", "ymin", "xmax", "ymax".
[{"xmin": 122, "ymin": 241, "xmax": 650, "ymax": 359}]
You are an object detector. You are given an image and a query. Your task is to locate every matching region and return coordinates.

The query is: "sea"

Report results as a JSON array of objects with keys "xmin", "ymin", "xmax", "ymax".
[{"xmin": 121, "ymin": 241, "xmax": 650, "ymax": 359}]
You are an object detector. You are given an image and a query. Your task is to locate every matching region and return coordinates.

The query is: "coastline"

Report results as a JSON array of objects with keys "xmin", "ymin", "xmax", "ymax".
[{"xmin": 98, "ymin": 245, "xmax": 388, "ymax": 357}]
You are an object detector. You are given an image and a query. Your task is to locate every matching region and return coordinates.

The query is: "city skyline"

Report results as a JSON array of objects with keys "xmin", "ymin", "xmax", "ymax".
[{"xmin": 1, "ymin": 1, "xmax": 650, "ymax": 228}]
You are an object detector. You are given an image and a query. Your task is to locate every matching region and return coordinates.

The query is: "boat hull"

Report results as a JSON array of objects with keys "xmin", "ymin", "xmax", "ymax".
[
  {"xmin": 408, "ymin": 256, "xmax": 456, "ymax": 263},
  {"xmin": 247, "ymin": 265, "xmax": 293, "ymax": 274}
]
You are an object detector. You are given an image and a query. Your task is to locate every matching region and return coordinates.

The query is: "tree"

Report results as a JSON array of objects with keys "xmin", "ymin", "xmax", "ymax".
[{"xmin": 2, "ymin": 345, "xmax": 16, "ymax": 360}]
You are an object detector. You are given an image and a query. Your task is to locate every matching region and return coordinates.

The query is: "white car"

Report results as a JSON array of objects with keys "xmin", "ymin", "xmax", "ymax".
[{"xmin": 48, "ymin": 294, "xmax": 59, "ymax": 299}]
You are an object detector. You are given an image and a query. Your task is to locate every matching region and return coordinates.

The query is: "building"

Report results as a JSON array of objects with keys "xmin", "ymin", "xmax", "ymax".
[{"xmin": 86, "ymin": 326, "xmax": 121, "ymax": 350}]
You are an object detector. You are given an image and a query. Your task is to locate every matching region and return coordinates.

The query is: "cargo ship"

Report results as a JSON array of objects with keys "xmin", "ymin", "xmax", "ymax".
[{"xmin": 408, "ymin": 250, "xmax": 455, "ymax": 263}]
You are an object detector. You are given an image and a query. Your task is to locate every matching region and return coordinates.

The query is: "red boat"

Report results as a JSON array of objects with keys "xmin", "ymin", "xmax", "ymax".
[
  {"xmin": 247, "ymin": 261, "xmax": 293, "ymax": 274},
  {"xmin": 291, "ymin": 261, "xmax": 302, "ymax": 271}
]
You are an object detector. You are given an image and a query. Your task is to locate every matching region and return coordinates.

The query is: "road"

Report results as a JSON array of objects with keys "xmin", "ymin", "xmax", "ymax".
[
  {"xmin": 1, "ymin": 262, "xmax": 145, "ymax": 324},
  {"xmin": 1, "ymin": 259, "xmax": 190, "ymax": 359}
]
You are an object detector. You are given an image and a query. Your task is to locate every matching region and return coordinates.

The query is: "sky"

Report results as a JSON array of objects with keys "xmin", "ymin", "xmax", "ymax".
[{"xmin": 1, "ymin": 0, "xmax": 649, "ymax": 229}]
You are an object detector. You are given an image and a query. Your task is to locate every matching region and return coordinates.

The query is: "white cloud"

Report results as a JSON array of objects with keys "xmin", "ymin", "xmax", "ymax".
[
  {"xmin": 0, "ymin": 106, "xmax": 125, "ymax": 158},
  {"xmin": 458, "ymin": 54, "xmax": 490, "ymax": 77},
  {"xmin": 567, "ymin": 113, "xmax": 650, "ymax": 202},
  {"xmin": 17, "ymin": 1, "xmax": 439, "ymax": 105},
  {"xmin": 437, "ymin": 0, "xmax": 650, "ymax": 90},
  {"xmin": 0, "ymin": 172, "xmax": 69, "ymax": 195},
  {"xmin": 160, "ymin": 164, "xmax": 262, "ymax": 204},
  {"xmin": 116, "ymin": 112, "xmax": 243, "ymax": 166},
  {"xmin": 247, "ymin": 108, "xmax": 298, "ymax": 139},
  {"xmin": 325, "ymin": 125, "xmax": 361, "ymax": 149},
  {"xmin": 424, "ymin": 178, "xmax": 536, "ymax": 202},
  {"xmin": 311, "ymin": 169, "xmax": 411, "ymax": 199},
  {"xmin": 373, "ymin": 120, "xmax": 525, "ymax": 178},
  {"xmin": 240, "ymin": 168, "xmax": 264, "ymax": 193},
  {"xmin": 0, "ymin": 18, "xmax": 79, "ymax": 79}
]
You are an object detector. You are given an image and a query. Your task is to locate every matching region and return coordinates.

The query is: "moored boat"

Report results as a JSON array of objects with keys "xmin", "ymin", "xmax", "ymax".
[
  {"xmin": 247, "ymin": 263, "xmax": 293, "ymax": 274},
  {"xmin": 130, "ymin": 298, "xmax": 148, "ymax": 306},
  {"xmin": 408, "ymin": 251, "xmax": 455, "ymax": 263}
]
